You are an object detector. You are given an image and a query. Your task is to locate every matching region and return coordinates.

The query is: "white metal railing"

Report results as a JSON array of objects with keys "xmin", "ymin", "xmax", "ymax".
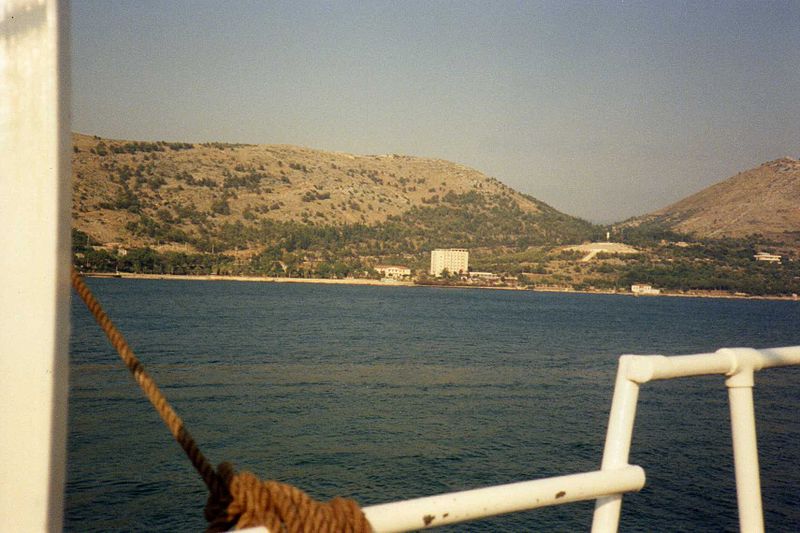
[
  {"xmin": 364, "ymin": 466, "xmax": 645, "ymax": 532},
  {"xmin": 358, "ymin": 346, "xmax": 800, "ymax": 532}
]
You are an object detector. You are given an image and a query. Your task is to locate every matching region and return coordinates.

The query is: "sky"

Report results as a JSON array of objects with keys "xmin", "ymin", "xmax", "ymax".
[{"xmin": 70, "ymin": 1, "xmax": 800, "ymax": 223}]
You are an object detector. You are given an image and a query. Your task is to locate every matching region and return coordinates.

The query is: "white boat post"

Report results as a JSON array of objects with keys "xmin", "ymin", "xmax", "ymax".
[{"xmin": 0, "ymin": 0, "xmax": 72, "ymax": 531}]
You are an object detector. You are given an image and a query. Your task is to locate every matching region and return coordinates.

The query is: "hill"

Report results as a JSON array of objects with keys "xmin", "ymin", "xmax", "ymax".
[
  {"xmin": 629, "ymin": 157, "xmax": 800, "ymax": 245},
  {"xmin": 72, "ymin": 133, "xmax": 598, "ymax": 274},
  {"xmin": 71, "ymin": 136, "xmax": 800, "ymax": 295}
]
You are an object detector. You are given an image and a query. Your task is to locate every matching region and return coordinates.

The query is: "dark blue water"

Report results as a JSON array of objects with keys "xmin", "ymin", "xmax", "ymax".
[{"xmin": 66, "ymin": 280, "xmax": 800, "ymax": 531}]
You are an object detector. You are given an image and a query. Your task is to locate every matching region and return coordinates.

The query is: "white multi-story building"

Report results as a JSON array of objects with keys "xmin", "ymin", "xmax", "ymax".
[{"xmin": 430, "ymin": 248, "xmax": 469, "ymax": 277}]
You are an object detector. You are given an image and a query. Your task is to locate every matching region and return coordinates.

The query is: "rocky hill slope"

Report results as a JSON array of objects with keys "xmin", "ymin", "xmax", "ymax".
[
  {"xmin": 631, "ymin": 157, "xmax": 800, "ymax": 244},
  {"xmin": 72, "ymin": 133, "xmax": 597, "ymax": 258}
]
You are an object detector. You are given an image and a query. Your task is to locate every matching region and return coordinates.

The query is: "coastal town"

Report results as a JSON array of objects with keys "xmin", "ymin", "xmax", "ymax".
[{"xmin": 81, "ymin": 242, "xmax": 799, "ymax": 301}]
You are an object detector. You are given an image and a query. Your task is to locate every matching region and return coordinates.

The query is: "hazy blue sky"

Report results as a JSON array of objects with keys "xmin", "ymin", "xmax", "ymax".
[{"xmin": 70, "ymin": 1, "xmax": 799, "ymax": 223}]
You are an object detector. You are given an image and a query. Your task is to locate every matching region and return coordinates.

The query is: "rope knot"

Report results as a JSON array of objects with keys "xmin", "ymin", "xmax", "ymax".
[{"xmin": 205, "ymin": 463, "xmax": 372, "ymax": 533}]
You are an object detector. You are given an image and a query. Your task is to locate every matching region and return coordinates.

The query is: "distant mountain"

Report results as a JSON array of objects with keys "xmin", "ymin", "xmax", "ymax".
[
  {"xmin": 71, "ymin": 133, "xmax": 597, "ymax": 259},
  {"xmin": 629, "ymin": 157, "xmax": 800, "ymax": 245}
]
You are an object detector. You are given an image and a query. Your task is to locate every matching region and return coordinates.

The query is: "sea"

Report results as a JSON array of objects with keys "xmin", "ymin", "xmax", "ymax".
[{"xmin": 66, "ymin": 279, "xmax": 800, "ymax": 532}]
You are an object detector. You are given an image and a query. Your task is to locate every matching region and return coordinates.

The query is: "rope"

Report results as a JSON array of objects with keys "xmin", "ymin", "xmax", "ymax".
[
  {"xmin": 71, "ymin": 268, "xmax": 372, "ymax": 532},
  {"xmin": 206, "ymin": 463, "xmax": 372, "ymax": 533},
  {"xmin": 70, "ymin": 268, "xmax": 224, "ymax": 497}
]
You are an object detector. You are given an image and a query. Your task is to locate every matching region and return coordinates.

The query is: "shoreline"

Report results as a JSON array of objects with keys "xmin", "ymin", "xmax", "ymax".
[
  {"xmin": 82, "ymin": 272, "xmax": 800, "ymax": 302},
  {"xmin": 86, "ymin": 272, "xmax": 416, "ymax": 287}
]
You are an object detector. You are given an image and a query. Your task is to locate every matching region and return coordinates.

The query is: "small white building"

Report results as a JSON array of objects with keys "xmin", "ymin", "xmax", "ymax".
[
  {"xmin": 631, "ymin": 283, "xmax": 661, "ymax": 295},
  {"xmin": 430, "ymin": 248, "xmax": 469, "ymax": 277},
  {"xmin": 754, "ymin": 252, "xmax": 781, "ymax": 263},
  {"xmin": 469, "ymin": 271, "xmax": 500, "ymax": 282},
  {"xmin": 92, "ymin": 242, "xmax": 128, "ymax": 256},
  {"xmin": 375, "ymin": 265, "xmax": 411, "ymax": 280}
]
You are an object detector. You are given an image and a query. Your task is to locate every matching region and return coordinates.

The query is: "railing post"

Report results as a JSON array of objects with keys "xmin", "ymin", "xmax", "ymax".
[
  {"xmin": 591, "ymin": 356, "xmax": 641, "ymax": 533},
  {"xmin": 724, "ymin": 349, "xmax": 765, "ymax": 533}
]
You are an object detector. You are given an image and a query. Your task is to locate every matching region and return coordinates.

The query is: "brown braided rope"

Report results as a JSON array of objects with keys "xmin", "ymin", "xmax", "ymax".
[
  {"xmin": 70, "ymin": 268, "xmax": 224, "ymax": 497},
  {"xmin": 206, "ymin": 463, "xmax": 372, "ymax": 533},
  {"xmin": 71, "ymin": 268, "xmax": 372, "ymax": 532}
]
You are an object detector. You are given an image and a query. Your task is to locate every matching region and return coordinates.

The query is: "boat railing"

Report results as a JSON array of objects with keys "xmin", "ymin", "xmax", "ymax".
[
  {"xmin": 356, "ymin": 346, "xmax": 800, "ymax": 532},
  {"xmin": 242, "ymin": 345, "xmax": 800, "ymax": 532}
]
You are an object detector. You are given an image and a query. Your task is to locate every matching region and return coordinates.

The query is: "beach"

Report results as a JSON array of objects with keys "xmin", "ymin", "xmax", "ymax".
[{"xmin": 82, "ymin": 272, "xmax": 799, "ymax": 301}]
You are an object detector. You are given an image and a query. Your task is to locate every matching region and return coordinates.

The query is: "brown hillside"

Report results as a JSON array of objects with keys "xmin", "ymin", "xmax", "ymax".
[
  {"xmin": 634, "ymin": 157, "xmax": 800, "ymax": 244},
  {"xmin": 71, "ymin": 133, "xmax": 580, "ymax": 251}
]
